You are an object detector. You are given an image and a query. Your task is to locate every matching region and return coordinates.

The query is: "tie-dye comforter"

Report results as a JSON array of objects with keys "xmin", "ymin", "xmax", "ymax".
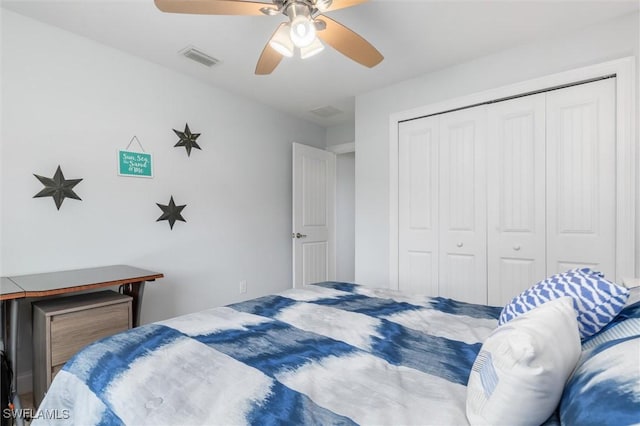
[{"xmin": 35, "ymin": 282, "xmax": 501, "ymax": 425}]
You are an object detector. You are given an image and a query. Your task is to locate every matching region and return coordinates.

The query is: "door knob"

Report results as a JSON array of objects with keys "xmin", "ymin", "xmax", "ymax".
[{"xmin": 292, "ymin": 233, "xmax": 307, "ymax": 239}]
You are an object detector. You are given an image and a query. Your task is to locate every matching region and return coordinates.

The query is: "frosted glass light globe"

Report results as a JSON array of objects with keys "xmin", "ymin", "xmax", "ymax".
[{"xmin": 290, "ymin": 16, "xmax": 316, "ymax": 48}]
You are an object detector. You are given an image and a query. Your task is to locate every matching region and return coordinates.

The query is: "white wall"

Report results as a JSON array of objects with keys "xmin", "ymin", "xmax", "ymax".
[
  {"xmin": 336, "ymin": 152, "xmax": 355, "ymax": 282},
  {"xmin": 1, "ymin": 11, "xmax": 326, "ymax": 381},
  {"xmin": 326, "ymin": 122, "xmax": 355, "ymax": 147},
  {"xmin": 355, "ymin": 12, "xmax": 640, "ymax": 287},
  {"xmin": 326, "ymin": 122, "xmax": 356, "ymax": 282}
]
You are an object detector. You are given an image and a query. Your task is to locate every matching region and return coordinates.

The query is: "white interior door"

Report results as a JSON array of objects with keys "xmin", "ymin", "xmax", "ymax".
[
  {"xmin": 546, "ymin": 78, "xmax": 616, "ymax": 277},
  {"xmin": 398, "ymin": 116, "xmax": 440, "ymax": 296},
  {"xmin": 438, "ymin": 106, "xmax": 487, "ymax": 304},
  {"xmin": 292, "ymin": 143, "xmax": 336, "ymax": 288},
  {"xmin": 487, "ymin": 94, "xmax": 546, "ymax": 306}
]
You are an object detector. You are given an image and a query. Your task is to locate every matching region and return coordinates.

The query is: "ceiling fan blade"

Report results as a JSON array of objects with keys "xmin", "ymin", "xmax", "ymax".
[
  {"xmin": 154, "ymin": 0, "xmax": 276, "ymax": 15},
  {"xmin": 315, "ymin": 15, "xmax": 383, "ymax": 68},
  {"xmin": 255, "ymin": 24, "xmax": 285, "ymax": 75},
  {"xmin": 322, "ymin": 0, "xmax": 369, "ymax": 12}
]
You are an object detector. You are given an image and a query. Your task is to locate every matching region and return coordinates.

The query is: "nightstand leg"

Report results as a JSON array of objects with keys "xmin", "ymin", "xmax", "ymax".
[
  {"xmin": 121, "ymin": 281, "xmax": 145, "ymax": 327},
  {"xmin": 6, "ymin": 300, "xmax": 24, "ymax": 426}
]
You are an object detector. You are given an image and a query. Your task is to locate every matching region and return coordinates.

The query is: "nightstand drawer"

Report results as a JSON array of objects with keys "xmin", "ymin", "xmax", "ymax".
[
  {"xmin": 50, "ymin": 302, "xmax": 130, "ymax": 365},
  {"xmin": 33, "ymin": 290, "xmax": 132, "ymax": 408}
]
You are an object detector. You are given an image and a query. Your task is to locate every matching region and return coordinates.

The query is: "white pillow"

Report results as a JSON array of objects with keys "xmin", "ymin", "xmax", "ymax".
[{"xmin": 466, "ymin": 297, "xmax": 581, "ymax": 426}]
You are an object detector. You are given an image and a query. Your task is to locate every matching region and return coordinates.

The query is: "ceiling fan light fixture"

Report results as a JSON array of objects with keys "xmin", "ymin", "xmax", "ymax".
[
  {"xmin": 269, "ymin": 23, "xmax": 295, "ymax": 57},
  {"xmin": 154, "ymin": 0, "xmax": 383, "ymax": 75},
  {"xmin": 286, "ymin": 3, "xmax": 316, "ymax": 48},
  {"xmin": 300, "ymin": 37, "xmax": 325, "ymax": 59},
  {"xmin": 290, "ymin": 15, "xmax": 316, "ymax": 47}
]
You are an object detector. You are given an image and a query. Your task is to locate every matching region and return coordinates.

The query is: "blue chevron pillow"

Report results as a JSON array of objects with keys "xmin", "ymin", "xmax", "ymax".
[{"xmin": 498, "ymin": 268, "xmax": 629, "ymax": 339}]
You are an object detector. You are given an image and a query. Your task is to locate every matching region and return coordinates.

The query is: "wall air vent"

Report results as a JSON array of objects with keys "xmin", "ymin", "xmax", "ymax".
[
  {"xmin": 310, "ymin": 105, "xmax": 343, "ymax": 118},
  {"xmin": 179, "ymin": 46, "xmax": 221, "ymax": 68}
]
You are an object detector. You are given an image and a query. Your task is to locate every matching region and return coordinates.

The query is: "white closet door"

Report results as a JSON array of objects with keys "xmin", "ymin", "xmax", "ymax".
[
  {"xmin": 487, "ymin": 94, "xmax": 546, "ymax": 306},
  {"xmin": 546, "ymin": 78, "xmax": 616, "ymax": 277},
  {"xmin": 398, "ymin": 116, "xmax": 440, "ymax": 295},
  {"xmin": 439, "ymin": 106, "xmax": 487, "ymax": 304}
]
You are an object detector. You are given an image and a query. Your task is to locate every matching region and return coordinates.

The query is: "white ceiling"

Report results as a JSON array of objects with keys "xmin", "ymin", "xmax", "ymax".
[{"xmin": 2, "ymin": 0, "xmax": 638, "ymax": 127}]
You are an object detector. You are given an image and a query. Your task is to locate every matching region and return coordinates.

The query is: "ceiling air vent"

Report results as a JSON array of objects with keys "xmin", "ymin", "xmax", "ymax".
[
  {"xmin": 179, "ymin": 46, "xmax": 220, "ymax": 68},
  {"xmin": 310, "ymin": 105, "xmax": 343, "ymax": 118}
]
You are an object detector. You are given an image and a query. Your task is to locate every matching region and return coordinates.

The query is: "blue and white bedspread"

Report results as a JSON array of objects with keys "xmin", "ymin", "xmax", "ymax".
[{"xmin": 35, "ymin": 282, "xmax": 501, "ymax": 426}]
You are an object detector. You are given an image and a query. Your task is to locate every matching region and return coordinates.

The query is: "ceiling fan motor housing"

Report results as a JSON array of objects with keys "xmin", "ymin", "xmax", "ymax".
[
  {"xmin": 280, "ymin": 0, "xmax": 331, "ymax": 17},
  {"xmin": 286, "ymin": 2, "xmax": 312, "ymax": 18}
]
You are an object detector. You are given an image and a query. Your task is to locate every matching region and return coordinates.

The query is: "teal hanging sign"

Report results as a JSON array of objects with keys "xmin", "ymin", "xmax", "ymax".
[{"xmin": 118, "ymin": 136, "xmax": 153, "ymax": 178}]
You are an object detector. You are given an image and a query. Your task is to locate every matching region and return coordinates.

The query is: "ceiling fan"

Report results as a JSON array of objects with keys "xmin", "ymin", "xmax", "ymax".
[{"xmin": 154, "ymin": 0, "xmax": 383, "ymax": 75}]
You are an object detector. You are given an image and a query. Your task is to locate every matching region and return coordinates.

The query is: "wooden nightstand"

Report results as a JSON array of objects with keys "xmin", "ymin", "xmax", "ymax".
[{"xmin": 32, "ymin": 291, "xmax": 132, "ymax": 407}]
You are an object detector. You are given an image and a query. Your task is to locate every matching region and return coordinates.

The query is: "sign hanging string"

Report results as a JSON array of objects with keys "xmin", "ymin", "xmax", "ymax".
[{"xmin": 125, "ymin": 136, "xmax": 146, "ymax": 153}]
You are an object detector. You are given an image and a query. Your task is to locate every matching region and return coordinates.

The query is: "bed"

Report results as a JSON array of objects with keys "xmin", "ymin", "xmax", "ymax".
[{"xmin": 33, "ymin": 273, "xmax": 640, "ymax": 426}]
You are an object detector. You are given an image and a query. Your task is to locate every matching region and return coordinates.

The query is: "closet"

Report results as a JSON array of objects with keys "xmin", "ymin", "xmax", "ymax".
[{"xmin": 398, "ymin": 78, "xmax": 616, "ymax": 305}]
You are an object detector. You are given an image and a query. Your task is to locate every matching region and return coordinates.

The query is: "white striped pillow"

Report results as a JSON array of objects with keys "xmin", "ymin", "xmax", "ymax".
[
  {"xmin": 498, "ymin": 268, "xmax": 629, "ymax": 339},
  {"xmin": 467, "ymin": 297, "xmax": 581, "ymax": 426},
  {"xmin": 581, "ymin": 300, "xmax": 640, "ymax": 350},
  {"xmin": 581, "ymin": 318, "xmax": 640, "ymax": 350}
]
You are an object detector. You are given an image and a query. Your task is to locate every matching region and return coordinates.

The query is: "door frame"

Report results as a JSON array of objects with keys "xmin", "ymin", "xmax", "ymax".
[{"xmin": 389, "ymin": 57, "xmax": 636, "ymax": 288}]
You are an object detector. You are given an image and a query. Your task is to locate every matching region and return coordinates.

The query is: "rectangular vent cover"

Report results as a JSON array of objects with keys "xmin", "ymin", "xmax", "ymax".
[
  {"xmin": 179, "ymin": 46, "xmax": 220, "ymax": 68},
  {"xmin": 310, "ymin": 105, "xmax": 343, "ymax": 118}
]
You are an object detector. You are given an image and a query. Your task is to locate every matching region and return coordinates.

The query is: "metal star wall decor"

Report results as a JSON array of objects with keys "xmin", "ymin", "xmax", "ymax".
[
  {"xmin": 173, "ymin": 123, "xmax": 201, "ymax": 157},
  {"xmin": 156, "ymin": 196, "xmax": 187, "ymax": 230},
  {"xmin": 33, "ymin": 165, "xmax": 83, "ymax": 210}
]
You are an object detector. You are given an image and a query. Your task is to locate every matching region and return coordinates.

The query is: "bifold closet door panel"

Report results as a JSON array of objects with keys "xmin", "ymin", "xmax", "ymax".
[
  {"xmin": 546, "ymin": 78, "xmax": 616, "ymax": 277},
  {"xmin": 398, "ymin": 116, "xmax": 440, "ymax": 296},
  {"xmin": 487, "ymin": 94, "xmax": 547, "ymax": 306},
  {"xmin": 439, "ymin": 106, "xmax": 487, "ymax": 304}
]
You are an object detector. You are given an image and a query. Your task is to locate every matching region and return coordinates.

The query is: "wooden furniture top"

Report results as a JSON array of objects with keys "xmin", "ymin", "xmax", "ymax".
[
  {"xmin": 6, "ymin": 265, "xmax": 163, "ymax": 298},
  {"xmin": 0, "ymin": 277, "xmax": 26, "ymax": 301}
]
